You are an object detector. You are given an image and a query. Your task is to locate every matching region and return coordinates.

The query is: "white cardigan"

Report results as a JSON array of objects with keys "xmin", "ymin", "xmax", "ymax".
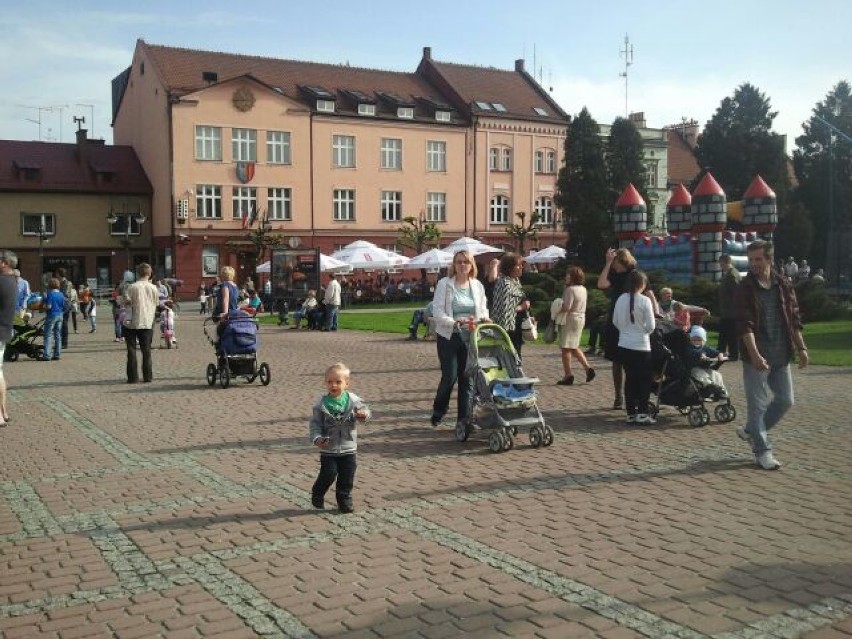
[{"xmin": 431, "ymin": 276, "xmax": 490, "ymax": 339}]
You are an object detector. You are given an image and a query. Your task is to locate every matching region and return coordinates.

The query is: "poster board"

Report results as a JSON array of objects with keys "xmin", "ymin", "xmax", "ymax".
[{"xmin": 271, "ymin": 247, "xmax": 320, "ymax": 307}]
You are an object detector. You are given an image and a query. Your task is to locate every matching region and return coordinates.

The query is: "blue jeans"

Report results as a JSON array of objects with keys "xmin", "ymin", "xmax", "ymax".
[
  {"xmin": 742, "ymin": 362, "xmax": 794, "ymax": 454},
  {"xmin": 44, "ymin": 315, "xmax": 63, "ymax": 359},
  {"xmin": 432, "ymin": 333, "xmax": 472, "ymax": 423},
  {"xmin": 325, "ymin": 304, "xmax": 339, "ymax": 331}
]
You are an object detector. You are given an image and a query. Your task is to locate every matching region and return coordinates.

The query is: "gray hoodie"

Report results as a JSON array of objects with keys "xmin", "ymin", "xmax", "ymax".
[{"xmin": 308, "ymin": 392, "xmax": 370, "ymax": 456}]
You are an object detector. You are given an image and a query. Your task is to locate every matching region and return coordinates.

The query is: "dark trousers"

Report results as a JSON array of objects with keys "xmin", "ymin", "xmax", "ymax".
[
  {"xmin": 510, "ymin": 323, "xmax": 524, "ymax": 359},
  {"xmin": 61, "ymin": 311, "xmax": 70, "ymax": 348},
  {"xmin": 312, "ymin": 454, "xmax": 356, "ymax": 508},
  {"xmin": 125, "ymin": 328, "xmax": 153, "ymax": 383},
  {"xmin": 433, "ymin": 333, "xmax": 471, "ymax": 422},
  {"xmin": 619, "ymin": 347, "xmax": 652, "ymax": 416},
  {"xmin": 717, "ymin": 318, "xmax": 739, "ymax": 360}
]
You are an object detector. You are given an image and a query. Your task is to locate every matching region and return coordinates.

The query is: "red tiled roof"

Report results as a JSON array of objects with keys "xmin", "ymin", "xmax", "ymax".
[
  {"xmin": 666, "ymin": 129, "xmax": 701, "ymax": 186},
  {"xmin": 0, "ymin": 139, "xmax": 152, "ymax": 194}
]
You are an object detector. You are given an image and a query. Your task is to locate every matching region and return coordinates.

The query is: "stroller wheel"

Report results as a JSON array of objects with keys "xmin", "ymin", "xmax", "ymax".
[
  {"xmin": 542, "ymin": 425, "xmax": 554, "ymax": 447},
  {"xmin": 258, "ymin": 362, "xmax": 271, "ymax": 386},
  {"xmin": 219, "ymin": 364, "xmax": 231, "ymax": 389},
  {"xmin": 488, "ymin": 431, "xmax": 504, "ymax": 453},
  {"xmin": 724, "ymin": 405, "xmax": 737, "ymax": 423},
  {"xmin": 700, "ymin": 408, "xmax": 711, "ymax": 426},
  {"xmin": 502, "ymin": 431, "xmax": 514, "ymax": 451},
  {"xmin": 714, "ymin": 404, "xmax": 731, "ymax": 423},
  {"xmin": 678, "ymin": 406, "xmax": 691, "ymax": 415},
  {"xmin": 529, "ymin": 426, "xmax": 542, "ymax": 449},
  {"xmin": 206, "ymin": 363, "xmax": 217, "ymax": 386},
  {"xmin": 454, "ymin": 420, "xmax": 470, "ymax": 442},
  {"xmin": 688, "ymin": 408, "xmax": 705, "ymax": 428},
  {"xmin": 4, "ymin": 350, "xmax": 18, "ymax": 362}
]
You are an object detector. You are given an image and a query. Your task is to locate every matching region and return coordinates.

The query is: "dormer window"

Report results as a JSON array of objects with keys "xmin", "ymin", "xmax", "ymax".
[
  {"xmin": 475, "ymin": 101, "xmax": 492, "ymax": 110},
  {"xmin": 358, "ymin": 104, "xmax": 376, "ymax": 116},
  {"xmin": 317, "ymin": 100, "xmax": 336, "ymax": 113},
  {"xmin": 435, "ymin": 111, "xmax": 451, "ymax": 123},
  {"xmin": 397, "ymin": 107, "xmax": 414, "ymax": 119},
  {"xmin": 492, "ymin": 103, "xmax": 507, "ymax": 112},
  {"xmin": 13, "ymin": 159, "xmax": 41, "ymax": 182},
  {"xmin": 533, "ymin": 107, "xmax": 549, "ymax": 116},
  {"xmin": 301, "ymin": 85, "xmax": 336, "ymax": 112}
]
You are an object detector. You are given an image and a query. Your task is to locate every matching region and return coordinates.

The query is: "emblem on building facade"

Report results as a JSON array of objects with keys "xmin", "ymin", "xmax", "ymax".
[
  {"xmin": 232, "ymin": 88, "xmax": 255, "ymax": 112},
  {"xmin": 236, "ymin": 162, "xmax": 255, "ymax": 184}
]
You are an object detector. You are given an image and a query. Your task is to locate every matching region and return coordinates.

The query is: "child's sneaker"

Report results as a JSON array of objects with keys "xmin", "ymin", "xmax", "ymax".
[
  {"xmin": 635, "ymin": 414, "xmax": 657, "ymax": 424},
  {"xmin": 625, "ymin": 414, "xmax": 637, "ymax": 424}
]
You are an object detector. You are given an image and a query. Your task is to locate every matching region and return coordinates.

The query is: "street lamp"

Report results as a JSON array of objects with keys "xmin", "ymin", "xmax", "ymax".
[
  {"xmin": 107, "ymin": 202, "xmax": 146, "ymax": 276},
  {"xmin": 37, "ymin": 222, "xmax": 50, "ymax": 290}
]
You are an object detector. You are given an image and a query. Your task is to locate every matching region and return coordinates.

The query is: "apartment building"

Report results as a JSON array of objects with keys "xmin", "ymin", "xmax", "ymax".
[{"xmin": 111, "ymin": 41, "xmax": 569, "ymax": 285}]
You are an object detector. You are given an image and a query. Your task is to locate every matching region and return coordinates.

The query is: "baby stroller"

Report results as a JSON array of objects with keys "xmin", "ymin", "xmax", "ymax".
[
  {"xmin": 4, "ymin": 316, "xmax": 45, "ymax": 361},
  {"xmin": 649, "ymin": 321, "xmax": 736, "ymax": 427},
  {"xmin": 203, "ymin": 310, "xmax": 271, "ymax": 388},
  {"xmin": 459, "ymin": 323, "xmax": 552, "ymax": 453}
]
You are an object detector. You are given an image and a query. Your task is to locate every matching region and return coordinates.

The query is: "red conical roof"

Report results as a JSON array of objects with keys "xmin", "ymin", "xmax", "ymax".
[
  {"xmin": 667, "ymin": 183, "xmax": 692, "ymax": 207},
  {"xmin": 743, "ymin": 175, "xmax": 776, "ymax": 199},
  {"xmin": 615, "ymin": 183, "xmax": 645, "ymax": 208},
  {"xmin": 693, "ymin": 172, "xmax": 726, "ymax": 197}
]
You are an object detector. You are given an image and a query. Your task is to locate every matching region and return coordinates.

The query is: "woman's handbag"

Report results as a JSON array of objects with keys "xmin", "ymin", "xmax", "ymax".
[
  {"xmin": 521, "ymin": 314, "xmax": 538, "ymax": 341},
  {"xmin": 543, "ymin": 321, "xmax": 557, "ymax": 344}
]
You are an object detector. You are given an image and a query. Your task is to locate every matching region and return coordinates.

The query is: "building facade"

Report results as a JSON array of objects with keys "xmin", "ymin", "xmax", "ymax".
[{"xmin": 111, "ymin": 41, "xmax": 569, "ymax": 289}]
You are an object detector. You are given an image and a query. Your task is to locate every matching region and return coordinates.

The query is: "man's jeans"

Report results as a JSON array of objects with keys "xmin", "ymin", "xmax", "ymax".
[
  {"xmin": 742, "ymin": 362, "xmax": 794, "ymax": 454},
  {"xmin": 124, "ymin": 328, "xmax": 154, "ymax": 383},
  {"xmin": 44, "ymin": 315, "xmax": 63, "ymax": 359},
  {"xmin": 325, "ymin": 305, "xmax": 339, "ymax": 331}
]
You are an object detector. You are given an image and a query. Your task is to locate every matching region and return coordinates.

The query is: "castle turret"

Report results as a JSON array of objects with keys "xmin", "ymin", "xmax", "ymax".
[
  {"xmin": 613, "ymin": 183, "xmax": 647, "ymax": 248},
  {"xmin": 665, "ymin": 184, "xmax": 692, "ymax": 235},
  {"xmin": 691, "ymin": 172, "xmax": 727, "ymax": 281},
  {"xmin": 742, "ymin": 175, "xmax": 777, "ymax": 241}
]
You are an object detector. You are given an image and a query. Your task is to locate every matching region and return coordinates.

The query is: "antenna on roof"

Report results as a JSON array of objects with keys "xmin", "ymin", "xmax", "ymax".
[{"xmin": 619, "ymin": 34, "xmax": 634, "ymax": 117}]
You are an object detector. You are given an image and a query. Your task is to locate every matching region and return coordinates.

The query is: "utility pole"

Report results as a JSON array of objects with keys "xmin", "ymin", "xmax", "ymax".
[{"xmin": 619, "ymin": 35, "xmax": 634, "ymax": 117}]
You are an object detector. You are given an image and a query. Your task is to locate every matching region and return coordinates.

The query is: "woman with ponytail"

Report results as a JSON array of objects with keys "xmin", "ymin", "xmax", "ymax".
[{"xmin": 612, "ymin": 270, "xmax": 656, "ymax": 424}]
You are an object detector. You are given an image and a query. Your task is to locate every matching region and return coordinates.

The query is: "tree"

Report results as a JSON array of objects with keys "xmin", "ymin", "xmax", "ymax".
[
  {"xmin": 606, "ymin": 116, "xmax": 649, "ymax": 206},
  {"xmin": 793, "ymin": 81, "xmax": 852, "ymax": 272},
  {"xmin": 694, "ymin": 83, "xmax": 790, "ymax": 204},
  {"xmin": 224, "ymin": 212, "xmax": 285, "ymax": 283},
  {"xmin": 505, "ymin": 210, "xmax": 539, "ymax": 256},
  {"xmin": 554, "ymin": 108, "xmax": 612, "ymax": 269},
  {"xmin": 397, "ymin": 213, "xmax": 441, "ymax": 279}
]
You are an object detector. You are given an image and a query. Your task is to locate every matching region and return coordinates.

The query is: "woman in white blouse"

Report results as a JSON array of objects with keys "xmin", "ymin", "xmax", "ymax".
[{"xmin": 430, "ymin": 250, "xmax": 490, "ymax": 428}]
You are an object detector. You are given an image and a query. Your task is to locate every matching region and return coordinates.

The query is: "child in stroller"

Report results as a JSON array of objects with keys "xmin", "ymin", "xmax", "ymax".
[
  {"xmin": 686, "ymin": 326, "xmax": 727, "ymax": 400},
  {"xmin": 459, "ymin": 323, "xmax": 553, "ymax": 452},
  {"xmin": 3, "ymin": 314, "xmax": 45, "ymax": 361},
  {"xmin": 204, "ymin": 309, "xmax": 270, "ymax": 388}
]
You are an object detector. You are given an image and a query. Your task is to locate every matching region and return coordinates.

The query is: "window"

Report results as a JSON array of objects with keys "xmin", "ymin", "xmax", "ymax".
[
  {"xmin": 202, "ymin": 246, "xmax": 219, "ymax": 277},
  {"xmin": 535, "ymin": 197, "xmax": 553, "ymax": 226},
  {"xmin": 109, "ymin": 215, "xmax": 143, "ymax": 236},
  {"xmin": 490, "ymin": 195, "xmax": 510, "ymax": 224},
  {"xmin": 231, "ymin": 128, "xmax": 257, "ymax": 162},
  {"xmin": 489, "ymin": 148, "xmax": 499, "ymax": 171},
  {"xmin": 534, "ymin": 150, "xmax": 544, "ymax": 173},
  {"xmin": 195, "ymin": 126, "xmax": 222, "ymax": 161},
  {"xmin": 334, "ymin": 243, "xmax": 346, "ymax": 252},
  {"xmin": 196, "ymin": 185, "xmax": 222, "ymax": 219},
  {"xmin": 232, "ymin": 186, "xmax": 257, "ymax": 219},
  {"xmin": 646, "ymin": 161, "xmax": 659, "ymax": 187},
  {"xmin": 381, "ymin": 191, "xmax": 402, "ymax": 222},
  {"xmin": 492, "ymin": 103, "xmax": 507, "ymax": 112},
  {"xmin": 533, "ymin": 107, "xmax": 548, "ymax": 116},
  {"xmin": 266, "ymin": 131, "xmax": 291, "ymax": 165},
  {"xmin": 382, "ymin": 244, "xmax": 401, "ymax": 254},
  {"xmin": 268, "ymin": 187, "xmax": 292, "ymax": 221},
  {"xmin": 21, "ymin": 213, "xmax": 55, "ymax": 236},
  {"xmin": 546, "ymin": 150, "xmax": 557, "ymax": 173},
  {"xmin": 333, "ymin": 135, "xmax": 356, "ymax": 168},
  {"xmin": 426, "ymin": 192, "xmax": 446, "ymax": 222},
  {"xmin": 358, "ymin": 103, "xmax": 376, "ymax": 116},
  {"xmin": 333, "ymin": 189, "xmax": 356, "ymax": 221},
  {"xmin": 427, "ymin": 140, "xmax": 446, "ymax": 172},
  {"xmin": 381, "ymin": 138, "xmax": 402, "ymax": 170},
  {"xmin": 317, "ymin": 99, "xmax": 335, "ymax": 112},
  {"xmin": 475, "ymin": 101, "xmax": 492, "ymax": 110},
  {"xmin": 397, "ymin": 107, "xmax": 414, "ymax": 119},
  {"xmin": 501, "ymin": 148, "xmax": 512, "ymax": 171},
  {"xmin": 435, "ymin": 110, "xmax": 451, "ymax": 122}
]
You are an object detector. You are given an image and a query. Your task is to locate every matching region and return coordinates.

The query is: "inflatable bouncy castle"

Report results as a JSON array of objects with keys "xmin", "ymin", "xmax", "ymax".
[{"xmin": 617, "ymin": 173, "xmax": 778, "ymax": 282}]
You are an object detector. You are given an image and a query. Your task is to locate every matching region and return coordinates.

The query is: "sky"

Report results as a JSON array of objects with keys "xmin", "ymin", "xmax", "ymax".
[{"xmin": 1, "ymin": 0, "xmax": 849, "ymax": 152}]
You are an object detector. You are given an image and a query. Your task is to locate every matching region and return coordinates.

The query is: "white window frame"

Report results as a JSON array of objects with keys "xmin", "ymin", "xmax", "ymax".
[
  {"xmin": 490, "ymin": 195, "xmax": 510, "ymax": 224},
  {"xmin": 333, "ymin": 134, "xmax": 356, "ymax": 168},
  {"xmin": 232, "ymin": 186, "xmax": 257, "ymax": 220},
  {"xmin": 333, "ymin": 189, "xmax": 356, "ymax": 221},
  {"xmin": 501, "ymin": 147, "xmax": 512, "ymax": 171},
  {"xmin": 21, "ymin": 213, "xmax": 56, "ymax": 236},
  {"xmin": 109, "ymin": 215, "xmax": 142, "ymax": 236},
  {"xmin": 435, "ymin": 110, "xmax": 451, "ymax": 122},
  {"xmin": 381, "ymin": 138, "xmax": 402, "ymax": 170},
  {"xmin": 266, "ymin": 131, "xmax": 291, "ymax": 165},
  {"xmin": 646, "ymin": 161, "xmax": 659, "ymax": 187},
  {"xmin": 427, "ymin": 140, "xmax": 446, "ymax": 172},
  {"xmin": 546, "ymin": 150, "xmax": 557, "ymax": 173},
  {"xmin": 535, "ymin": 196, "xmax": 553, "ymax": 226},
  {"xmin": 317, "ymin": 99, "xmax": 335, "ymax": 113},
  {"xmin": 380, "ymin": 191, "xmax": 403, "ymax": 222},
  {"xmin": 397, "ymin": 107, "xmax": 414, "ymax": 119},
  {"xmin": 358, "ymin": 103, "xmax": 376, "ymax": 116},
  {"xmin": 426, "ymin": 192, "xmax": 446, "ymax": 222},
  {"xmin": 534, "ymin": 150, "xmax": 544, "ymax": 173},
  {"xmin": 231, "ymin": 128, "xmax": 257, "ymax": 162},
  {"xmin": 196, "ymin": 185, "xmax": 222, "ymax": 219},
  {"xmin": 195, "ymin": 126, "xmax": 222, "ymax": 161},
  {"xmin": 489, "ymin": 148, "xmax": 499, "ymax": 171},
  {"xmin": 268, "ymin": 187, "xmax": 292, "ymax": 221}
]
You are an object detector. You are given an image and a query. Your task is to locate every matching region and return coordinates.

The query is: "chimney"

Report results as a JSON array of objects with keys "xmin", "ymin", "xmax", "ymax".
[
  {"xmin": 422, "ymin": 46, "xmax": 432, "ymax": 60},
  {"xmin": 515, "ymin": 59, "xmax": 525, "ymax": 73},
  {"xmin": 681, "ymin": 119, "xmax": 699, "ymax": 148},
  {"xmin": 629, "ymin": 112, "xmax": 647, "ymax": 128},
  {"xmin": 75, "ymin": 128, "xmax": 88, "ymax": 145}
]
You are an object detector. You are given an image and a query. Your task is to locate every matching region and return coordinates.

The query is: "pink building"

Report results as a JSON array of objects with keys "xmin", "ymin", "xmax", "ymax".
[{"xmin": 112, "ymin": 41, "xmax": 569, "ymax": 288}]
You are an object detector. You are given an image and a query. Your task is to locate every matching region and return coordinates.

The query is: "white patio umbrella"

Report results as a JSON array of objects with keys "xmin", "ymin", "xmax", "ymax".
[
  {"xmin": 444, "ymin": 236, "xmax": 502, "ymax": 256},
  {"xmin": 406, "ymin": 247, "xmax": 453, "ymax": 269},
  {"xmin": 319, "ymin": 253, "xmax": 353, "ymax": 273},
  {"xmin": 256, "ymin": 261, "xmax": 271, "ymax": 274},
  {"xmin": 525, "ymin": 245, "xmax": 567, "ymax": 264},
  {"xmin": 332, "ymin": 240, "xmax": 410, "ymax": 270}
]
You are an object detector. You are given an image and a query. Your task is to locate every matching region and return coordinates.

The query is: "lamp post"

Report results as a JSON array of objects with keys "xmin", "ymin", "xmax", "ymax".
[
  {"xmin": 37, "ymin": 221, "xmax": 50, "ymax": 290},
  {"xmin": 107, "ymin": 201, "xmax": 146, "ymax": 278}
]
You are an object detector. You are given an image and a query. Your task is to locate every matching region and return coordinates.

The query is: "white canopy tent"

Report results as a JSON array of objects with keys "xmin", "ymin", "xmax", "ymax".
[
  {"xmin": 525, "ymin": 245, "xmax": 567, "ymax": 264},
  {"xmin": 443, "ymin": 236, "xmax": 502, "ymax": 256},
  {"xmin": 331, "ymin": 240, "xmax": 410, "ymax": 270},
  {"xmin": 256, "ymin": 253, "xmax": 354, "ymax": 274},
  {"xmin": 406, "ymin": 247, "xmax": 453, "ymax": 269}
]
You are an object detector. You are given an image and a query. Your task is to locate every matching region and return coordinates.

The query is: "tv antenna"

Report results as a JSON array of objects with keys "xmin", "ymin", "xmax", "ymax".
[
  {"xmin": 619, "ymin": 34, "xmax": 634, "ymax": 117},
  {"xmin": 76, "ymin": 103, "xmax": 95, "ymax": 137}
]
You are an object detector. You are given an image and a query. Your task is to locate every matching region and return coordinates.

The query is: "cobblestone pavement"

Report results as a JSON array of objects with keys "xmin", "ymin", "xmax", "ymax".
[{"xmin": 1, "ymin": 311, "xmax": 850, "ymax": 639}]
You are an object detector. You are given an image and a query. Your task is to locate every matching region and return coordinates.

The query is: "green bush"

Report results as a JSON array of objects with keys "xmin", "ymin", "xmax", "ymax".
[{"xmin": 795, "ymin": 279, "xmax": 846, "ymax": 322}]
